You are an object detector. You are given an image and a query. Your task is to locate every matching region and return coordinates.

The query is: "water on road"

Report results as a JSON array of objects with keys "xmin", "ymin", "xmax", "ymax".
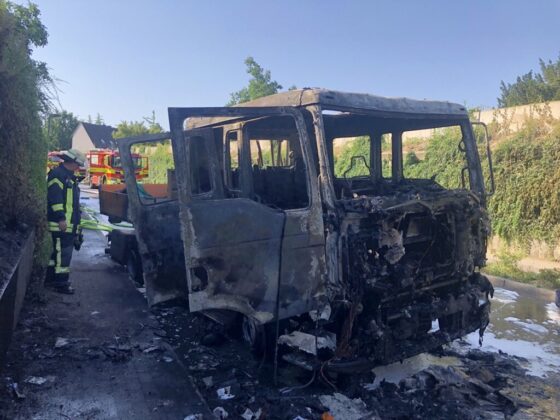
[{"xmin": 458, "ymin": 277, "xmax": 560, "ymax": 377}]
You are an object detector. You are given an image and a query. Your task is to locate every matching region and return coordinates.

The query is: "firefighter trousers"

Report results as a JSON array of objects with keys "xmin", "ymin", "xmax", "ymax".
[{"xmin": 46, "ymin": 232, "xmax": 74, "ymax": 286}]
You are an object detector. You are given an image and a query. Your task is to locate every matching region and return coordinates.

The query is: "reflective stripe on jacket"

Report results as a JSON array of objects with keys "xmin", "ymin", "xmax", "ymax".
[{"xmin": 47, "ymin": 164, "xmax": 81, "ymax": 232}]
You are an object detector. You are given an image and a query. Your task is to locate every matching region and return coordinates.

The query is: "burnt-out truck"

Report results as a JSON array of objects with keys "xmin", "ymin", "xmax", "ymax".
[{"xmin": 113, "ymin": 89, "xmax": 494, "ymax": 370}]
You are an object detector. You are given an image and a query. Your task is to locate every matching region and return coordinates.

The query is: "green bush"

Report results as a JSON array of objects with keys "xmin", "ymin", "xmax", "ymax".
[
  {"xmin": 147, "ymin": 143, "xmax": 174, "ymax": 183},
  {"xmin": 404, "ymin": 151, "xmax": 420, "ymax": 166},
  {"xmin": 0, "ymin": 2, "xmax": 50, "ymax": 232},
  {"xmin": 0, "ymin": 2, "xmax": 52, "ymax": 280}
]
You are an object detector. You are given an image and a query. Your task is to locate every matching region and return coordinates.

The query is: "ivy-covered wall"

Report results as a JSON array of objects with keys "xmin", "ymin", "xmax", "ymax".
[{"xmin": 488, "ymin": 123, "xmax": 560, "ymax": 246}]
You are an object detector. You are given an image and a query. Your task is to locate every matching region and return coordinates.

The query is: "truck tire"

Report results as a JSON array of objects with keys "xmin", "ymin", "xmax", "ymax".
[
  {"xmin": 127, "ymin": 248, "xmax": 143, "ymax": 286},
  {"xmin": 241, "ymin": 316, "xmax": 270, "ymax": 357}
]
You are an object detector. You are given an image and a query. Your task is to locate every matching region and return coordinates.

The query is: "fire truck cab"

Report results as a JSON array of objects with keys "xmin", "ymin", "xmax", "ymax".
[
  {"xmin": 87, "ymin": 149, "xmax": 148, "ymax": 188},
  {"xmin": 47, "ymin": 151, "xmax": 87, "ymax": 179},
  {"xmin": 47, "ymin": 151, "xmax": 63, "ymax": 173}
]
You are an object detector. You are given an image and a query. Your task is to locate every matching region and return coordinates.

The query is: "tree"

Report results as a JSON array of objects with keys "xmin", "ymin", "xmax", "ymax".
[
  {"xmin": 95, "ymin": 113, "xmax": 104, "ymax": 125},
  {"xmin": 45, "ymin": 110, "xmax": 79, "ymax": 150},
  {"xmin": 227, "ymin": 57, "xmax": 283, "ymax": 105},
  {"xmin": 143, "ymin": 110, "xmax": 164, "ymax": 132},
  {"xmin": 113, "ymin": 111, "xmax": 163, "ymax": 139},
  {"xmin": 0, "ymin": 1, "xmax": 52, "ymax": 236},
  {"xmin": 498, "ymin": 54, "xmax": 560, "ymax": 107}
]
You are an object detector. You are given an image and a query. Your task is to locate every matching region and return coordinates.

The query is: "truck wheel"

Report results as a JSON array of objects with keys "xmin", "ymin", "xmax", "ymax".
[
  {"xmin": 127, "ymin": 248, "xmax": 143, "ymax": 286},
  {"xmin": 241, "ymin": 316, "xmax": 269, "ymax": 357}
]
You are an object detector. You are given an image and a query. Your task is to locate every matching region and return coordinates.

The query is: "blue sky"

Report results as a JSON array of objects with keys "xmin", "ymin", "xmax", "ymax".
[{"xmin": 26, "ymin": 0, "xmax": 560, "ymax": 128}]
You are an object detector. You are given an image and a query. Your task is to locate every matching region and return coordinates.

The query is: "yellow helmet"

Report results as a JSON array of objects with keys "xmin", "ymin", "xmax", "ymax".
[{"xmin": 61, "ymin": 149, "xmax": 86, "ymax": 166}]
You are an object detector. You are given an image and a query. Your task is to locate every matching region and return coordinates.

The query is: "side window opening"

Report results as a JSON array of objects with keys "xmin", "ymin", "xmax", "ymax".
[
  {"xmin": 224, "ymin": 131, "xmax": 240, "ymax": 193},
  {"xmin": 246, "ymin": 116, "xmax": 309, "ymax": 210},
  {"xmin": 131, "ymin": 139, "xmax": 176, "ymax": 205},
  {"xmin": 333, "ymin": 136, "xmax": 371, "ymax": 178},
  {"xmin": 250, "ymin": 139, "xmax": 290, "ymax": 168},
  {"xmin": 188, "ymin": 136, "xmax": 212, "ymax": 196},
  {"xmin": 402, "ymin": 125, "xmax": 468, "ymax": 189},
  {"xmin": 330, "ymin": 134, "xmax": 390, "ymax": 180},
  {"xmin": 382, "ymin": 134, "xmax": 392, "ymax": 179}
]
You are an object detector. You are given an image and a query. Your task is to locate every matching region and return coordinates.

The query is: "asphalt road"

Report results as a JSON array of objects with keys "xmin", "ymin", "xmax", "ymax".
[{"xmin": 0, "ymin": 195, "xmax": 210, "ymax": 419}]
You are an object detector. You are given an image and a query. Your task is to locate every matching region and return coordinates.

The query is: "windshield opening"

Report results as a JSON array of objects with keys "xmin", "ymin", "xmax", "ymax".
[{"xmin": 322, "ymin": 109, "xmax": 470, "ymax": 199}]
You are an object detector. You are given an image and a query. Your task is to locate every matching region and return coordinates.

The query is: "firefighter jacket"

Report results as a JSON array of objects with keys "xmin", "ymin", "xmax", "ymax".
[{"xmin": 47, "ymin": 164, "xmax": 81, "ymax": 233}]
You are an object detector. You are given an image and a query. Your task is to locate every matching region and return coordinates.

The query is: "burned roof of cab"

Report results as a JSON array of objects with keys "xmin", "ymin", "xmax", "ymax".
[
  {"xmin": 179, "ymin": 88, "xmax": 469, "ymax": 130},
  {"xmin": 236, "ymin": 88, "xmax": 468, "ymax": 116}
]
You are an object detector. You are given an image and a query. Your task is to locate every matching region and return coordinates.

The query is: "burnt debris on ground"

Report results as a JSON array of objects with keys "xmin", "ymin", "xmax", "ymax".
[
  {"xmin": 2, "ymin": 284, "xmax": 559, "ymax": 419},
  {"xmin": 153, "ymin": 301, "xmax": 560, "ymax": 419}
]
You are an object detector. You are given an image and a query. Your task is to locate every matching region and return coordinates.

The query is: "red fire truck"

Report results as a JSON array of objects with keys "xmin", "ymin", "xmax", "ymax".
[
  {"xmin": 47, "ymin": 151, "xmax": 87, "ymax": 179},
  {"xmin": 87, "ymin": 149, "xmax": 148, "ymax": 188},
  {"xmin": 47, "ymin": 151, "xmax": 63, "ymax": 172}
]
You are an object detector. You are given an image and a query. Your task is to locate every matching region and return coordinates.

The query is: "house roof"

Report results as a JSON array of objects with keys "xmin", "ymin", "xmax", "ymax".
[{"xmin": 81, "ymin": 122, "xmax": 117, "ymax": 149}]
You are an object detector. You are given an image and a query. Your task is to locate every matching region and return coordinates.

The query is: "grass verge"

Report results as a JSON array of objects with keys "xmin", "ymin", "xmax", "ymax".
[{"xmin": 482, "ymin": 252, "xmax": 560, "ymax": 290}]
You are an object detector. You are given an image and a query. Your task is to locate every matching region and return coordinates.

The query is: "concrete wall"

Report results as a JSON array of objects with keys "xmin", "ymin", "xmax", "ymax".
[
  {"xmin": 0, "ymin": 230, "xmax": 35, "ymax": 366},
  {"xmin": 72, "ymin": 123, "xmax": 94, "ymax": 153},
  {"xmin": 473, "ymin": 101, "xmax": 560, "ymax": 131},
  {"xmin": 402, "ymin": 100, "xmax": 560, "ymax": 142}
]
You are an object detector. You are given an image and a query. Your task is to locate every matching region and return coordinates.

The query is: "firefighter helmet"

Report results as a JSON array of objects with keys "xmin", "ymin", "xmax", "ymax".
[{"xmin": 60, "ymin": 149, "xmax": 86, "ymax": 166}]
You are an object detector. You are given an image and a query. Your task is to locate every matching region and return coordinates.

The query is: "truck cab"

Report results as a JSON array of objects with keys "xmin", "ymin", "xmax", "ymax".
[{"xmin": 117, "ymin": 89, "xmax": 494, "ymax": 368}]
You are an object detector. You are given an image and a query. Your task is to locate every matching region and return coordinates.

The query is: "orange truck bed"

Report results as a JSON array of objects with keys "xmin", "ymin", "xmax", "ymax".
[
  {"xmin": 99, "ymin": 184, "xmax": 170, "ymax": 223},
  {"xmin": 99, "ymin": 184, "xmax": 129, "ymax": 222}
]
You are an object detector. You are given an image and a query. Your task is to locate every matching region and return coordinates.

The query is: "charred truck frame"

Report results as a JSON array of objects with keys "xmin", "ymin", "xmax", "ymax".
[{"xmin": 117, "ymin": 89, "xmax": 494, "ymax": 370}]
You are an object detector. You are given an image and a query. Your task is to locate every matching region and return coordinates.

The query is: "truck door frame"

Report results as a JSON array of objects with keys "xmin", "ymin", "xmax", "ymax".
[
  {"xmin": 117, "ymin": 132, "xmax": 186, "ymax": 305},
  {"xmin": 169, "ymin": 107, "xmax": 326, "ymax": 323}
]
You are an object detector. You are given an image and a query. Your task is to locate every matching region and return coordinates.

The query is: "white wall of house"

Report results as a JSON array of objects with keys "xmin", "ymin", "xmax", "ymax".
[{"xmin": 71, "ymin": 123, "xmax": 94, "ymax": 153}]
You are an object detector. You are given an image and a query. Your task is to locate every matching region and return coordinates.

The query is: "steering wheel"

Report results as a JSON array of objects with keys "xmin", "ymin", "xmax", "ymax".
[{"xmin": 341, "ymin": 155, "xmax": 370, "ymax": 194}]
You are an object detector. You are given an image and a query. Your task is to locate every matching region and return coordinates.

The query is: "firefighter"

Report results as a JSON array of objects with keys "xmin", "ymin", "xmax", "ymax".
[{"xmin": 46, "ymin": 149, "xmax": 86, "ymax": 294}]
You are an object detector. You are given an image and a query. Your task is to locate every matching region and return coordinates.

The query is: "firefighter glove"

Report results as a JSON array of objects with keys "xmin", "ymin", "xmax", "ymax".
[{"xmin": 74, "ymin": 232, "xmax": 84, "ymax": 251}]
